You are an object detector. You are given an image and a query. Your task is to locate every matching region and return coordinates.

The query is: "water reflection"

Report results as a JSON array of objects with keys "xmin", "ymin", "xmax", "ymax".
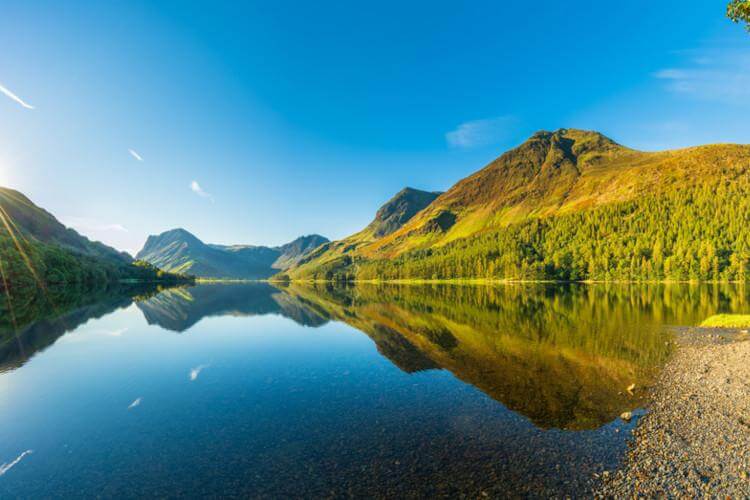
[
  {"xmin": 281, "ymin": 283, "xmax": 678, "ymax": 430},
  {"xmin": 2, "ymin": 282, "xmax": 749, "ymax": 497},
  {"xmin": 136, "ymin": 283, "xmax": 329, "ymax": 332},
  {"xmin": 4, "ymin": 282, "xmax": 750, "ymax": 428},
  {"xmin": 0, "ymin": 283, "xmax": 162, "ymax": 373}
]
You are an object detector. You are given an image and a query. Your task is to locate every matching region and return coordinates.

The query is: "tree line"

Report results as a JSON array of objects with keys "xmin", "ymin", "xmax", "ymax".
[{"xmin": 352, "ymin": 183, "xmax": 750, "ymax": 282}]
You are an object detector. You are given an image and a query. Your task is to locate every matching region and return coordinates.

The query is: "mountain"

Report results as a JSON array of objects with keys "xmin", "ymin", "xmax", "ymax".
[
  {"xmin": 0, "ymin": 187, "xmax": 131, "ymax": 263},
  {"xmin": 363, "ymin": 187, "xmax": 443, "ymax": 239},
  {"xmin": 285, "ymin": 129, "xmax": 750, "ymax": 281},
  {"xmin": 285, "ymin": 187, "xmax": 441, "ymax": 280},
  {"xmin": 0, "ymin": 187, "xmax": 188, "ymax": 289},
  {"xmin": 136, "ymin": 229, "xmax": 328, "ymax": 280}
]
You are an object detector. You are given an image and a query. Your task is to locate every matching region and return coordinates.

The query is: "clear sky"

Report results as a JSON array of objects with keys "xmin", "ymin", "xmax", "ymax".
[{"xmin": 0, "ymin": 1, "xmax": 748, "ymax": 255}]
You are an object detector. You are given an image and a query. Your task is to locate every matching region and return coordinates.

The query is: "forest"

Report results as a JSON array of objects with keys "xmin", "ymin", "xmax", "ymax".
[{"xmin": 322, "ymin": 182, "xmax": 750, "ymax": 282}]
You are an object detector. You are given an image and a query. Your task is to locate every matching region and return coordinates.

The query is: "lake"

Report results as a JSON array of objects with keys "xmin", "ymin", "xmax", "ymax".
[{"xmin": 0, "ymin": 282, "xmax": 748, "ymax": 498}]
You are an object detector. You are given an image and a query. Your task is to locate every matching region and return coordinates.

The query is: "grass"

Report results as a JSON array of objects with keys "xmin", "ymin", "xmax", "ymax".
[{"xmin": 700, "ymin": 314, "xmax": 750, "ymax": 328}]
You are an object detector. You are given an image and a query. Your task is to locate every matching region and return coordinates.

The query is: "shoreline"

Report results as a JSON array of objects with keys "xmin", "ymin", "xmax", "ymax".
[{"xmin": 596, "ymin": 327, "xmax": 750, "ymax": 497}]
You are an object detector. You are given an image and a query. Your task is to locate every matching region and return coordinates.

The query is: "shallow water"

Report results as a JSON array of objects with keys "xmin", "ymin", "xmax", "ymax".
[{"xmin": 0, "ymin": 282, "xmax": 748, "ymax": 498}]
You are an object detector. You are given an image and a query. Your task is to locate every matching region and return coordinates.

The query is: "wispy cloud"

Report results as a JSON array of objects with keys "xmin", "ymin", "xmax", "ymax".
[
  {"xmin": 0, "ymin": 83, "xmax": 34, "ymax": 110},
  {"xmin": 190, "ymin": 180, "xmax": 213, "ymax": 201},
  {"xmin": 128, "ymin": 149, "xmax": 144, "ymax": 162},
  {"xmin": 189, "ymin": 364, "xmax": 210, "ymax": 381},
  {"xmin": 654, "ymin": 48, "xmax": 750, "ymax": 103},
  {"xmin": 128, "ymin": 397, "xmax": 142, "ymax": 409},
  {"xmin": 0, "ymin": 450, "xmax": 33, "ymax": 476},
  {"xmin": 446, "ymin": 115, "xmax": 515, "ymax": 149},
  {"xmin": 61, "ymin": 216, "xmax": 128, "ymax": 234},
  {"xmin": 104, "ymin": 328, "xmax": 128, "ymax": 337}
]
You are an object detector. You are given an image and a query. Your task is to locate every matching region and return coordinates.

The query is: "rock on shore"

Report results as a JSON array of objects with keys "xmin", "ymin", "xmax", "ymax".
[{"xmin": 597, "ymin": 328, "xmax": 750, "ymax": 497}]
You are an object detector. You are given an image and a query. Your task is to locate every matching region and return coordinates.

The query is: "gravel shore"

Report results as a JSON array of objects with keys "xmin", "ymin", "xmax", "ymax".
[{"xmin": 596, "ymin": 327, "xmax": 750, "ymax": 497}]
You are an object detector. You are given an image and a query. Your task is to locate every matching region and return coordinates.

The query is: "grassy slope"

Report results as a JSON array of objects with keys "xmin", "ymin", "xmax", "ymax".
[
  {"xmin": 286, "ymin": 188, "xmax": 442, "ymax": 279},
  {"xmin": 287, "ymin": 129, "xmax": 750, "ymax": 279},
  {"xmin": 0, "ymin": 187, "xmax": 190, "ymax": 288},
  {"xmin": 701, "ymin": 315, "xmax": 750, "ymax": 328}
]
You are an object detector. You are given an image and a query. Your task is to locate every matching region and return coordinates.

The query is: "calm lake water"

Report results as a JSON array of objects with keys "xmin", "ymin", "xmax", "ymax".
[{"xmin": 0, "ymin": 282, "xmax": 748, "ymax": 498}]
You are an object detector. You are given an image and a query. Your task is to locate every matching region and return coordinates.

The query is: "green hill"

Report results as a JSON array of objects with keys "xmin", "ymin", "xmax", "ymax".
[
  {"xmin": 0, "ymin": 187, "xmax": 189, "ymax": 290},
  {"xmin": 284, "ymin": 187, "xmax": 441, "ymax": 279},
  {"xmin": 136, "ymin": 229, "xmax": 328, "ymax": 280},
  {"xmin": 285, "ymin": 129, "xmax": 750, "ymax": 281}
]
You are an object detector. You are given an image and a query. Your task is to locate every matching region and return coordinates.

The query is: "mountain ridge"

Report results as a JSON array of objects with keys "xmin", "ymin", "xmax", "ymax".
[
  {"xmin": 285, "ymin": 128, "xmax": 750, "ymax": 281},
  {"xmin": 136, "ymin": 229, "xmax": 328, "ymax": 279},
  {"xmin": 0, "ymin": 187, "xmax": 189, "ymax": 288},
  {"xmin": 286, "ymin": 186, "xmax": 442, "ymax": 279}
]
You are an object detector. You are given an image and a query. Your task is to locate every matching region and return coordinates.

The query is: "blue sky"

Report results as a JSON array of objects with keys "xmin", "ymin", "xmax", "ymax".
[{"xmin": 0, "ymin": 1, "xmax": 748, "ymax": 254}]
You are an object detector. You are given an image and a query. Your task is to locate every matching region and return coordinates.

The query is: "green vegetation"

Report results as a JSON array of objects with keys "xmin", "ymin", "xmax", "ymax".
[
  {"xmin": 136, "ymin": 228, "xmax": 328, "ymax": 279},
  {"xmin": 701, "ymin": 314, "xmax": 750, "ymax": 328},
  {"xmin": 728, "ymin": 0, "xmax": 750, "ymax": 30},
  {"xmin": 285, "ymin": 130, "xmax": 750, "ymax": 282},
  {"xmin": 0, "ymin": 231, "xmax": 191, "ymax": 291},
  {"xmin": 0, "ymin": 186, "xmax": 192, "ymax": 291},
  {"xmin": 281, "ymin": 188, "xmax": 442, "ymax": 280},
  {"xmin": 355, "ymin": 185, "xmax": 750, "ymax": 282}
]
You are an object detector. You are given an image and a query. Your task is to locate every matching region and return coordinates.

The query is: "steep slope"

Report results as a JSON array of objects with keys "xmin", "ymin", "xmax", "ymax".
[
  {"xmin": 285, "ymin": 187, "xmax": 441, "ymax": 279},
  {"xmin": 0, "ymin": 187, "xmax": 131, "ymax": 264},
  {"xmin": 0, "ymin": 187, "xmax": 187, "ymax": 289},
  {"xmin": 272, "ymin": 234, "xmax": 330, "ymax": 269},
  {"xmin": 363, "ymin": 187, "xmax": 442, "ymax": 239},
  {"xmin": 286, "ymin": 129, "xmax": 750, "ymax": 281},
  {"xmin": 137, "ymin": 229, "xmax": 328, "ymax": 280}
]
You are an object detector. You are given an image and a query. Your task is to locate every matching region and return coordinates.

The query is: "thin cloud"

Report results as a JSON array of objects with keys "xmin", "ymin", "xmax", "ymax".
[
  {"xmin": 190, "ymin": 180, "xmax": 213, "ymax": 201},
  {"xmin": 0, "ymin": 83, "xmax": 34, "ymax": 109},
  {"xmin": 104, "ymin": 328, "xmax": 128, "ymax": 337},
  {"xmin": 654, "ymin": 48, "xmax": 750, "ymax": 103},
  {"xmin": 189, "ymin": 364, "xmax": 210, "ymax": 381},
  {"xmin": 128, "ymin": 149, "xmax": 144, "ymax": 162},
  {"xmin": 61, "ymin": 216, "xmax": 128, "ymax": 234},
  {"xmin": 128, "ymin": 397, "xmax": 142, "ymax": 409},
  {"xmin": 0, "ymin": 450, "xmax": 33, "ymax": 476},
  {"xmin": 446, "ymin": 116, "xmax": 516, "ymax": 149}
]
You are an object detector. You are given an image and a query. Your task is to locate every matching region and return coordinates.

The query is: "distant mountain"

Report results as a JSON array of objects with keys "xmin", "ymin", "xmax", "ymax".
[
  {"xmin": 285, "ymin": 187, "xmax": 440, "ymax": 280},
  {"xmin": 136, "ymin": 229, "xmax": 328, "ymax": 280},
  {"xmin": 285, "ymin": 129, "xmax": 750, "ymax": 281},
  {"xmin": 0, "ymin": 187, "xmax": 188, "ymax": 289}
]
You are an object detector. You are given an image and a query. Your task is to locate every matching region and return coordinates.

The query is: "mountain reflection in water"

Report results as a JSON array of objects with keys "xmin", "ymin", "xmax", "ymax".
[{"xmin": 6, "ymin": 282, "xmax": 750, "ymax": 431}]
